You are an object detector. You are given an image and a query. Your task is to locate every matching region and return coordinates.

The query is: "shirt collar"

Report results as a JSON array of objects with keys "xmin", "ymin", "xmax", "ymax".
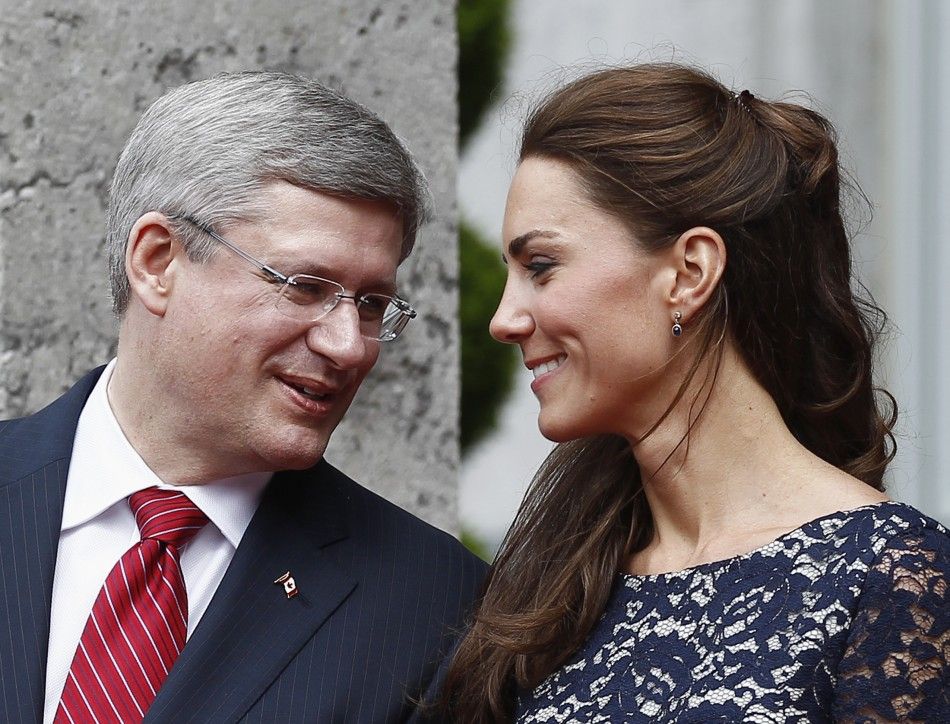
[{"xmin": 63, "ymin": 359, "xmax": 271, "ymax": 548}]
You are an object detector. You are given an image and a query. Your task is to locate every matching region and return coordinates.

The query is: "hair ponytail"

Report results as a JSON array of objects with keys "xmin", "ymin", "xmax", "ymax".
[{"xmin": 724, "ymin": 93, "xmax": 896, "ymax": 486}]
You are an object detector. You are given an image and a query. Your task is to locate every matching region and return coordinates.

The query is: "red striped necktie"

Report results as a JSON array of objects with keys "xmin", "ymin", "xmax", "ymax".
[{"xmin": 55, "ymin": 487, "xmax": 208, "ymax": 723}]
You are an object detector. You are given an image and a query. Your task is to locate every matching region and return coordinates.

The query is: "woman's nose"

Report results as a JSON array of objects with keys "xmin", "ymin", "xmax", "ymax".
[{"xmin": 489, "ymin": 280, "xmax": 534, "ymax": 344}]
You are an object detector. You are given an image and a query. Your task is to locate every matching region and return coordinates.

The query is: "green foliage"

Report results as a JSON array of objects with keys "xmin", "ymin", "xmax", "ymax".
[
  {"xmin": 457, "ymin": 0, "xmax": 516, "ymax": 455},
  {"xmin": 459, "ymin": 527, "xmax": 493, "ymax": 563},
  {"xmin": 458, "ymin": 0, "xmax": 512, "ymax": 149},
  {"xmin": 460, "ymin": 220, "xmax": 518, "ymax": 454}
]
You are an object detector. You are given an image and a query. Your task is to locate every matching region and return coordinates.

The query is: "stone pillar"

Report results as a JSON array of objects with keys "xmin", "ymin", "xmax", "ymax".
[{"xmin": 0, "ymin": 0, "xmax": 459, "ymax": 530}]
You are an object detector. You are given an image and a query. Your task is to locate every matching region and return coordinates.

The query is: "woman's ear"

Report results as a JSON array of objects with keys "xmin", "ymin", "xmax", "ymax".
[
  {"xmin": 666, "ymin": 226, "xmax": 726, "ymax": 320},
  {"xmin": 124, "ymin": 212, "xmax": 183, "ymax": 317}
]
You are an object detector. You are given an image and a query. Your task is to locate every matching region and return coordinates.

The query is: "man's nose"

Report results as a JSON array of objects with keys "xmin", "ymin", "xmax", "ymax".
[{"xmin": 306, "ymin": 299, "xmax": 370, "ymax": 369}]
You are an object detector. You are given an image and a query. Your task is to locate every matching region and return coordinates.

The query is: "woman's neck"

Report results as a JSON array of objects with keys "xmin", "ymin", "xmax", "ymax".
[{"xmin": 624, "ymin": 345, "xmax": 885, "ymax": 575}]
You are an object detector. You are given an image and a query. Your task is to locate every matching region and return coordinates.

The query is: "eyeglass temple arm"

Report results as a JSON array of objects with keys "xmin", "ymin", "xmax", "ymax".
[{"xmin": 169, "ymin": 214, "xmax": 289, "ymax": 285}]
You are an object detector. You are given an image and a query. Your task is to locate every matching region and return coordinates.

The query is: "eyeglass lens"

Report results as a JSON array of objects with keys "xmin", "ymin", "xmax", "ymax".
[{"xmin": 276, "ymin": 277, "xmax": 409, "ymax": 341}]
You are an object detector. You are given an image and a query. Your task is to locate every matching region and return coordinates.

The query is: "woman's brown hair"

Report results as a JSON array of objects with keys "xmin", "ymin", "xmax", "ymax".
[{"xmin": 441, "ymin": 63, "xmax": 896, "ymax": 721}]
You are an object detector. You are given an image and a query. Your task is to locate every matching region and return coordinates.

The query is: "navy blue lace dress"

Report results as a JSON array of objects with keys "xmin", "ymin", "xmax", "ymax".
[{"xmin": 516, "ymin": 502, "xmax": 949, "ymax": 723}]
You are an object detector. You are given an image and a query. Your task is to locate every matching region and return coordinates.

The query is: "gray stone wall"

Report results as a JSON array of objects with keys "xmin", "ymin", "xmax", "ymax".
[{"xmin": 0, "ymin": 1, "xmax": 460, "ymax": 530}]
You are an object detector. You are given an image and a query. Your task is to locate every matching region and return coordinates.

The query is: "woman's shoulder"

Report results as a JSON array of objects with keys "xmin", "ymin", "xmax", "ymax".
[
  {"xmin": 805, "ymin": 500, "xmax": 949, "ymax": 555},
  {"xmin": 707, "ymin": 500, "xmax": 948, "ymax": 591},
  {"xmin": 848, "ymin": 501, "xmax": 949, "ymax": 597},
  {"xmin": 781, "ymin": 500, "xmax": 949, "ymax": 597}
]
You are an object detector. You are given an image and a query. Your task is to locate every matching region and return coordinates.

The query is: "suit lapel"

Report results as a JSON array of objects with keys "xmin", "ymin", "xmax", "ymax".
[
  {"xmin": 145, "ymin": 464, "xmax": 356, "ymax": 723},
  {"xmin": 0, "ymin": 461, "xmax": 69, "ymax": 722},
  {"xmin": 0, "ymin": 368, "xmax": 103, "ymax": 723}
]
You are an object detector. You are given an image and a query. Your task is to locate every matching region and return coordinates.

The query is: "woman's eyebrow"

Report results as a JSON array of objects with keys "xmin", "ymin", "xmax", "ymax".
[{"xmin": 505, "ymin": 229, "xmax": 559, "ymax": 260}]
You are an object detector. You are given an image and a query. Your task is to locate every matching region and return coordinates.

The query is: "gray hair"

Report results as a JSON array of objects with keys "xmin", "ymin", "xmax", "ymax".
[{"xmin": 107, "ymin": 70, "xmax": 430, "ymax": 316}]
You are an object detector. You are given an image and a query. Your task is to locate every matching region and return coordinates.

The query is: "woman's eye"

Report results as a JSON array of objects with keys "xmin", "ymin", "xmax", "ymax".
[{"xmin": 526, "ymin": 260, "xmax": 556, "ymax": 278}]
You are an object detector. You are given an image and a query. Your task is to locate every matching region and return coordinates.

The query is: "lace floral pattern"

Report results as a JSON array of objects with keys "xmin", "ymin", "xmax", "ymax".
[{"xmin": 516, "ymin": 502, "xmax": 949, "ymax": 723}]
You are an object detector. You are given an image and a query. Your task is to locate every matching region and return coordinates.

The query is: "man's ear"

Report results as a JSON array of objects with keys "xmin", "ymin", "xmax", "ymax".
[
  {"xmin": 665, "ymin": 226, "xmax": 726, "ymax": 320},
  {"xmin": 125, "ymin": 212, "xmax": 183, "ymax": 317}
]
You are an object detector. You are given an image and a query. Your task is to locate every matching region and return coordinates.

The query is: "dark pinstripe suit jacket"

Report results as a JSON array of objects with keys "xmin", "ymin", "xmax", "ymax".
[{"xmin": 0, "ymin": 368, "xmax": 486, "ymax": 722}]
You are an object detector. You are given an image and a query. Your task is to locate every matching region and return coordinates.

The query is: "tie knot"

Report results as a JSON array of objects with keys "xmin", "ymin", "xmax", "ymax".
[{"xmin": 128, "ymin": 487, "xmax": 208, "ymax": 549}]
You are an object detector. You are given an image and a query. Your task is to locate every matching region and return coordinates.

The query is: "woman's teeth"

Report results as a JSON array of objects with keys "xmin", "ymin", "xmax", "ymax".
[{"xmin": 532, "ymin": 356, "xmax": 565, "ymax": 379}]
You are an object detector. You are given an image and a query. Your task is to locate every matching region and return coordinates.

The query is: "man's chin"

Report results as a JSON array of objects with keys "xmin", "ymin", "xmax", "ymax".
[
  {"xmin": 271, "ymin": 447, "xmax": 327, "ymax": 471},
  {"xmin": 256, "ymin": 434, "xmax": 331, "ymax": 472}
]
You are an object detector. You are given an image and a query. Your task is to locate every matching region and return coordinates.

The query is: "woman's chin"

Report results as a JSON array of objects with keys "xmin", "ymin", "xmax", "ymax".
[{"xmin": 538, "ymin": 414, "xmax": 584, "ymax": 443}]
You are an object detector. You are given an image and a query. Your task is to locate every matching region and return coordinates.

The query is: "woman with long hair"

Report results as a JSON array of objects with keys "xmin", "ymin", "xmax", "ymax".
[{"xmin": 443, "ymin": 64, "xmax": 949, "ymax": 722}]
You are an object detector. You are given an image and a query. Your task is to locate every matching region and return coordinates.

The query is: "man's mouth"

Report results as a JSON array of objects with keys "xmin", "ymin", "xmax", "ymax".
[{"xmin": 277, "ymin": 375, "xmax": 338, "ymax": 401}]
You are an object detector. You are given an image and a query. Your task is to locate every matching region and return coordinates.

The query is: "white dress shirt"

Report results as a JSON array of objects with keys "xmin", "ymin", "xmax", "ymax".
[{"xmin": 43, "ymin": 360, "xmax": 271, "ymax": 723}]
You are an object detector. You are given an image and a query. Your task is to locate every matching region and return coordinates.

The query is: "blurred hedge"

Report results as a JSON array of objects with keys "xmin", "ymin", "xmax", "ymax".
[
  {"xmin": 458, "ymin": 0, "xmax": 512, "ymax": 148},
  {"xmin": 458, "ymin": 0, "xmax": 517, "ymax": 456}
]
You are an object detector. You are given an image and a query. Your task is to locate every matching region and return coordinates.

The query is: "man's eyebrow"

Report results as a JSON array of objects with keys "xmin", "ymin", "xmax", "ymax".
[
  {"xmin": 283, "ymin": 261, "xmax": 397, "ymax": 294},
  {"xmin": 504, "ymin": 229, "xmax": 559, "ymax": 260}
]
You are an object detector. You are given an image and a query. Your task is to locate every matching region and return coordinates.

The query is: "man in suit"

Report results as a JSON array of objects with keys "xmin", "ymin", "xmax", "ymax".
[{"xmin": 0, "ymin": 71, "xmax": 485, "ymax": 723}]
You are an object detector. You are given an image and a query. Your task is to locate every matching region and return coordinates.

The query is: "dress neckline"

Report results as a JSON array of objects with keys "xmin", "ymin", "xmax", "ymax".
[{"xmin": 619, "ymin": 499, "xmax": 909, "ymax": 582}]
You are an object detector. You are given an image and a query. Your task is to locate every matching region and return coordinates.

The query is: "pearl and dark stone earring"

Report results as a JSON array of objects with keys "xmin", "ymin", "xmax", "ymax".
[{"xmin": 672, "ymin": 311, "xmax": 683, "ymax": 337}]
